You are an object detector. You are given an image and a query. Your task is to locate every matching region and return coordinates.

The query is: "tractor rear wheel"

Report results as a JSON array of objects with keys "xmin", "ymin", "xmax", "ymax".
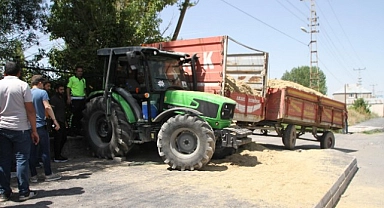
[
  {"xmin": 157, "ymin": 114, "xmax": 215, "ymax": 170},
  {"xmin": 82, "ymin": 97, "xmax": 134, "ymax": 158}
]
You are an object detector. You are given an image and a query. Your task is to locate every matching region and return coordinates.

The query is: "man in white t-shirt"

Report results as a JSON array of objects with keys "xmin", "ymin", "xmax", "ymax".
[{"xmin": 0, "ymin": 62, "xmax": 39, "ymax": 201}]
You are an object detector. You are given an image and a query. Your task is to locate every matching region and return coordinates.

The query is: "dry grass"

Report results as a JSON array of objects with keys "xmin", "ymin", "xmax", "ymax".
[{"xmin": 347, "ymin": 107, "xmax": 378, "ymax": 126}]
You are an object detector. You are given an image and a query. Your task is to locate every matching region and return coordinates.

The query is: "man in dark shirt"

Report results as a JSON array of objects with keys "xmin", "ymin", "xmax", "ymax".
[{"xmin": 50, "ymin": 83, "xmax": 68, "ymax": 162}]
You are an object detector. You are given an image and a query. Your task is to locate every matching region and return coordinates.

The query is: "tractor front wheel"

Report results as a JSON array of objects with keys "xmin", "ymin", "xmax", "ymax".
[{"xmin": 157, "ymin": 114, "xmax": 215, "ymax": 170}]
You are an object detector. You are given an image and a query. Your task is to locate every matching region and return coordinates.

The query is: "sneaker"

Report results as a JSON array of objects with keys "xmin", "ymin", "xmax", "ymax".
[
  {"xmin": 54, "ymin": 156, "xmax": 68, "ymax": 163},
  {"xmin": 0, "ymin": 192, "xmax": 12, "ymax": 202},
  {"xmin": 19, "ymin": 190, "xmax": 37, "ymax": 201},
  {"xmin": 30, "ymin": 175, "xmax": 38, "ymax": 183},
  {"xmin": 45, "ymin": 173, "xmax": 61, "ymax": 182}
]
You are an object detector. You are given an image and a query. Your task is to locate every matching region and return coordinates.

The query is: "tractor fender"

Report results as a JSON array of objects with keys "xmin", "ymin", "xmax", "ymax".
[
  {"xmin": 85, "ymin": 89, "xmax": 140, "ymax": 123},
  {"xmin": 114, "ymin": 87, "xmax": 142, "ymax": 120},
  {"xmin": 153, "ymin": 107, "xmax": 203, "ymax": 123},
  {"xmin": 86, "ymin": 91, "xmax": 104, "ymax": 101}
]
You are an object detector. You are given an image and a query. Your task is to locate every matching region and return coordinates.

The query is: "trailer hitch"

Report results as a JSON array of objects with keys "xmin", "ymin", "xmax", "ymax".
[{"xmin": 216, "ymin": 128, "xmax": 253, "ymax": 149}]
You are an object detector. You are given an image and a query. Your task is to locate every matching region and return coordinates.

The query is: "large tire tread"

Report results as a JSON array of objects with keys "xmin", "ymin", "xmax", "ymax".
[
  {"xmin": 157, "ymin": 114, "xmax": 215, "ymax": 170},
  {"xmin": 82, "ymin": 97, "xmax": 134, "ymax": 159}
]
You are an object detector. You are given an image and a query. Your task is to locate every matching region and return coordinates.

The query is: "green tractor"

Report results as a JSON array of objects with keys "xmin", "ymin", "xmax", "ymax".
[{"xmin": 82, "ymin": 46, "xmax": 251, "ymax": 170}]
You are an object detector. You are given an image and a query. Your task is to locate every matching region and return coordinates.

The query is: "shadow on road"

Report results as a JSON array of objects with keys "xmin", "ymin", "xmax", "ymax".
[
  {"xmin": 5, "ymin": 187, "xmax": 84, "ymax": 207},
  {"xmin": 333, "ymin": 147, "xmax": 358, "ymax": 153}
]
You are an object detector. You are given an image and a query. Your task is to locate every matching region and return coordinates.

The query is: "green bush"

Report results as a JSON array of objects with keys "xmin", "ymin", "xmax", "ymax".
[{"xmin": 351, "ymin": 98, "xmax": 371, "ymax": 114}]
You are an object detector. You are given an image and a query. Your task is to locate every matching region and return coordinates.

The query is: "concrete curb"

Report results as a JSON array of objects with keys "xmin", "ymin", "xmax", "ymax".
[{"xmin": 314, "ymin": 157, "xmax": 358, "ymax": 208}]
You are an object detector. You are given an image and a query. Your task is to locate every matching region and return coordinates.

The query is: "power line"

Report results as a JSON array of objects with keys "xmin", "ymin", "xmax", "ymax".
[
  {"xmin": 219, "ymin": 0, "xmax": 307, "ymax": 46},
  {"xmin": 324, "ymin": 0, "xmax": 377, "ymax": 89},
  {"xmin": 302, "ymin": 1, "xmax": 310, "ymax": 10},
  {"xmin": 316, "ymin": 3, "xmax": 358, "ymax": 68},
  {"xmin": 284, "ymin": 0, "xmax": 308, "ymax": 18},
  {"xmin": 325, "ymin": 0, "xmax": 364, "ymax": 67},
  {"xmin": 318, "ymin": 29, "xmax": 356, "ymax": 78},
  {"xmin": 274, "ymin": 0, "xmax": 307, "ymax": 24},
  {"xmin": 318, "ymin": 58, "xmax": 344, "ymax": 86}
]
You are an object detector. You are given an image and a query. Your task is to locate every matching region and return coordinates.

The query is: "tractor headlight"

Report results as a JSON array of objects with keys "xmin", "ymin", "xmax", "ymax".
[{"xmin": 221, "ymin": 103, "xmax": 235, "ymax": 119}]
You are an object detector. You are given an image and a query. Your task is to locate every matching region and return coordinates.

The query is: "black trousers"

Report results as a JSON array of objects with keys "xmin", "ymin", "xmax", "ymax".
[
  {"xmin": 70, "ymin": 99, "xmax": 86, "ymax": 131},
  {"xmin": 53, "ymin": 121, "xmax": 67, "ymax": 158}
]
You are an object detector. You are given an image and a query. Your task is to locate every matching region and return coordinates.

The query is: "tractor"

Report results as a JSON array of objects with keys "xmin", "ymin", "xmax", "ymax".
[{"xmin": 82, "ymin": 46, "xmax": 251, "ymax": 170}]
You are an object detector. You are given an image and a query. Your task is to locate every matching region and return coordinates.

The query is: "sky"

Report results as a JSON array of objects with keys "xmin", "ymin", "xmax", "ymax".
[
  {"xmin": 23, "ymin": 0, "xmax": 383, "ymax": 98},
  {"xmin": 158, "ymin": 0, "xmax": 384, "ymax": 97}
]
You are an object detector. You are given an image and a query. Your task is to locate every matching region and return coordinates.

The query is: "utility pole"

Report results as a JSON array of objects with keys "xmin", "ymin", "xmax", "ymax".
[
  {"xmin": 302, "ymin": 0, "xmax": 320, "ymax": 91},
  {"xmin": 370, "ymin": 84, "xmax": 377, "ymax": 97},
  {"xmin": 354, "ymin": 68, "xmax": 365, "ymax": 86}
]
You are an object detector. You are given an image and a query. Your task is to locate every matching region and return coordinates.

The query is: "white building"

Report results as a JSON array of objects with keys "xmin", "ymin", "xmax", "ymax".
[{"xmin": 333, "ymin": 84, "xmax": 384, "ymax": 117}]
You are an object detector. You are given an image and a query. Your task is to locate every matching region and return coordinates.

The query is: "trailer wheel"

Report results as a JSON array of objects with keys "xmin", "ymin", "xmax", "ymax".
[
  {"xmin": 320, "ymin": 131, "xmax": 335, "ymax": 149},
  {"xmin": 157, "ymin": 114, "xmax": 215, "ymax": 170},
  {"xmin": 83, "ymin": 97, "xmax": 133, "ymax": 159},
  {"xmin": 283, "ymin": 124, "xmax": 296, "ymax": 150}
]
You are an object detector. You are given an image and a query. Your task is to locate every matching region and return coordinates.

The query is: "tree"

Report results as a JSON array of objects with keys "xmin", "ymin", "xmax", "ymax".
[
  {"xmin": 0, "ymin": 0, "xmax": 48, "ymax": 62},
  {"xmin": 47, "ymin": 0, "xmax": 178, "ymax": 68},
  {"xmin": 281, "ymin": 66, "xmax": 327, "ymax": 95},
  {"xmin": 46, "ymin": 0, "xmax": 178, "ymax": 89},
  {"xmin": 171, "ymin": 0, "xmax": 199, "ymax": 41}
]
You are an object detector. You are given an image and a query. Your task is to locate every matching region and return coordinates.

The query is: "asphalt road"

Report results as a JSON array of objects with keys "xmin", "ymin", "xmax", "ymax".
[
  {"xmin": 348, "ymin": 117, "xmax": 384, "ymax": 133},
  {"xmin": 335, "ymin": 119, "xmax": 384, "ymax": 208},
  {"xmin": 1, "ymin": 118, "xmax": 382, "ymax": 207}
]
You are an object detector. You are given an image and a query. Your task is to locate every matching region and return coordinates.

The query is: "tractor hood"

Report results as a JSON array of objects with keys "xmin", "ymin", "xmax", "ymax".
[{"xmin": 164, "ymin": 90, "xmax": 236, "ymax": 121}]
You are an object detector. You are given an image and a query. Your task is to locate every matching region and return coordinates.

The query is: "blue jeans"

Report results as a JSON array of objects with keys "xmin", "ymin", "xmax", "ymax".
[
  {"xmin": 0, "ymin": 129, "xmax": 31, "ymax": 195},
  {"xmin": 29, "ymin": 126, "xmax": 52, "ymax": 176}
]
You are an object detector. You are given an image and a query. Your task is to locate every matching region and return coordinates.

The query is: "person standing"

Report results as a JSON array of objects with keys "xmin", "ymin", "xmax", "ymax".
[
  {"xmin": 29, "ymin": 75, "xmax": 61, "ymax": 183},
  {"xmin": 43, "ymin": 80, "xmax": 51, "ymax": 95},
  {"xmin": 343, "ymin": 110, "xmax": 349, "ymax": 134},
  {"xmin": 0, "ymin": 61, "xmax": 39, "ymax": 201},
  {"xmin": 51, "ymin": 83, "xmax": 68, "ymax": 162},
  {"xmin": 67, "ymin": 66, "xmax": 86, "ymax": 136}
]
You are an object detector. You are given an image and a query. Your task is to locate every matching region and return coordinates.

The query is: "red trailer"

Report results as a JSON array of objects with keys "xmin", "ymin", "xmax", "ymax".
[
  {"xmin": 264, "ymin": 87, "xmax": 345, "ymax": 149},
  {"xmin": 146, "ymin": 35, "xmax": 346, "ymax": 149}
]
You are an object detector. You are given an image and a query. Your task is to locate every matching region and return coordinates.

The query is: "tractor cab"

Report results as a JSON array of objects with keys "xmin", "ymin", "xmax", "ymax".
[{"xmin": 97, "ymin": 47, "xmax": 191, "ymax": 122}]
